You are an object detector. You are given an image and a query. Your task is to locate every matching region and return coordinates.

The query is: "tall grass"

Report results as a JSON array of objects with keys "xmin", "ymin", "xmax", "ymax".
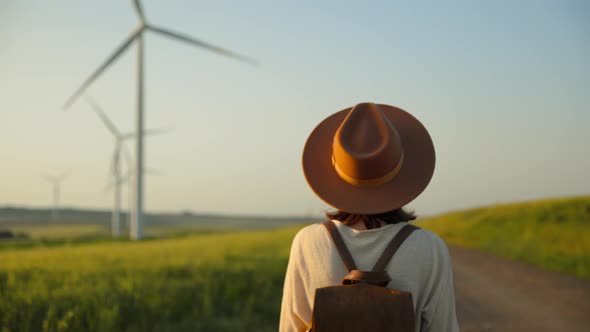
[{"xmin": 0, "ymin": 227, "xmax": 300, "ymax": 332}]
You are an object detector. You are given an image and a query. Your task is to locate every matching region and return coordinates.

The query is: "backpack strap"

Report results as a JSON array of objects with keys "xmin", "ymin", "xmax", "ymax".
[
  {"xmin": 323, "ymin": 221, "xmax": 357, "ymax": 272},
  {"xmin": 372, "ymin": 224, "xmax": 419, "ymax": 272}
]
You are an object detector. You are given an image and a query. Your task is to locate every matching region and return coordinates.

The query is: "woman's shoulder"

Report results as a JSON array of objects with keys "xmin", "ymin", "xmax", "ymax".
[
  {"xmin": 412, "ymin": 227, "xmax": 449, "ymax": 249},
  {"xmin": 409, "ymin": 227, "xmax": 453, "ymax": 267},
  {"xmin": 292, "ymin": 222, "xmax": 326, "ymax": 246}
]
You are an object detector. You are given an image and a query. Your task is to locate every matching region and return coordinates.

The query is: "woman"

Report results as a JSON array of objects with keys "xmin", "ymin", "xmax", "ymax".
[{"xmin": 279, "ymin": 102, "xmax": 459, "ymax": 331}]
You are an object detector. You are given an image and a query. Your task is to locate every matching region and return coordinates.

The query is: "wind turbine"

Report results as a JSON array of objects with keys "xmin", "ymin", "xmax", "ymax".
[
  {"xmin": 114, "ymin": 159, "xmax": 164, "ymax": 237},
  {"xmin": 41, "ymin": 172, "xmax": 69, "ymax": 221},
  {"xmin": 63, "ymin": 0, "xmax": 256, "ymax": 240},
  {"xmin": 85, "ymin": 95, "xmax": 168, "ymax": 238}
]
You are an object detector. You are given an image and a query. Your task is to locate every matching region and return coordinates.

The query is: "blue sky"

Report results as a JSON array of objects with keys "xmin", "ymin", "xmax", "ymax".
[{"xmin": 0, "ymin": 0, "xmax": 588, "ymax": 217}]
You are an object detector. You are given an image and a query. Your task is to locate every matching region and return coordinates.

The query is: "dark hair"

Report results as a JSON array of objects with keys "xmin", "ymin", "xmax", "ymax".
[{"xmin": 326, "ymin": 208, "xmax": 416, "ymax": 230}]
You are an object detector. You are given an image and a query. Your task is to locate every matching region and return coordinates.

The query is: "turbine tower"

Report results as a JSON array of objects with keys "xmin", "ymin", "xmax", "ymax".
[
  {"xmin": 85, "ymin": 95, "xmax": 168, "ymax": 238},
  {"xmin": 63, "ymin": 0, "xmax": 256, "ymax": 240},
  {"xmin": 115, "ymin": 162, "xmax": 164, "ymax": 237},
  {"xmin": 41, "ymin": 173, "xmax": 69, "ymax": 221}
]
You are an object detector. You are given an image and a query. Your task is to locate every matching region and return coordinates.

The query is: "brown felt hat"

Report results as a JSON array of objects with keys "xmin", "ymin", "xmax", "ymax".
[{"xmin": 302, "ymin": 102, "xmax": 435, "ymax": 214}]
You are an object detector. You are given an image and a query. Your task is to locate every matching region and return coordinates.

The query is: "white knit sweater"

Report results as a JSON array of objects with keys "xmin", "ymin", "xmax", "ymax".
[{"xmin": 279, "ymin": 220, "xmax": 459, "ymax": 332}]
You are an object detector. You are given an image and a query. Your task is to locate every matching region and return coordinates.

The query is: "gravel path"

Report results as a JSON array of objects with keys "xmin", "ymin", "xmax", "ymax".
[{"xmin": 450, "ymin": 246, "xmax": 590, "ymax": 332}]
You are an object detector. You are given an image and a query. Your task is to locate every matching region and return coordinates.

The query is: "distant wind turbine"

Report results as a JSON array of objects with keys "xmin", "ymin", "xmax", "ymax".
[
  {"xmin": 110, "ymin": 163, "xmax": 164, "ymax": 237},
  {"xmin": 63, "ymin": 0, "xmax": 256, "ymax": 240},
  {"xmin": 41, "ymin": 172, "xmax": 69, "ymax": 221},
  {"xmin": 85, "ymin": 95, "xmax": 168, "ymax": 238}
]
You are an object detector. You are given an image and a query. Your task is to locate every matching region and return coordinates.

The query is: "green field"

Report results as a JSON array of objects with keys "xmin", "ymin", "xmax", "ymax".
[
  {"xmin": 4, "ymin": 224, "xmax": 107, "ymax": 240},
  {"xmin": 0, "ymin": 227, "xmax": 300, "ymax": 332},
  {"xmin": 1, "ymin": 196, "xmax": 589, "ymax": 331},
  {"xmin": 417, "ymin": 196, "xmax": 590, "ymax": 279}
]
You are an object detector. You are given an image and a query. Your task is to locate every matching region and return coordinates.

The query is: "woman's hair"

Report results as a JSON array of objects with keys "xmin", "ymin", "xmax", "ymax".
[{"xmin": 326, "ymin": 208, "xmax": 416, "ymax": 230}]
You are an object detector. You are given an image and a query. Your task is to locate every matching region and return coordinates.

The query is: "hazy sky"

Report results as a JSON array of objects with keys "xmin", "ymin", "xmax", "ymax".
[{"xmin": 1, "ymin": 0, "xmax": 588, "ymax": 217}]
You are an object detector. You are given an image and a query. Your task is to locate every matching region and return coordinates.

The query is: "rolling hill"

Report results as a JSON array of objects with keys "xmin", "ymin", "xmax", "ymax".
[
  {"xmin": 0, "ymin": 206, "xmax": 308, "ymax": 240},
  {"xmin": 417, "ymin": 196, "xmax": 590, "ymax": 278}
]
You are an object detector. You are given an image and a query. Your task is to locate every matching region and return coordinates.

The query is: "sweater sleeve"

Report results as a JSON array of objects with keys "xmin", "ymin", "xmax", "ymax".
[
  {"xmin": 420, "ymin": 235, "xmax": 460, "ymax": 332},
  {"xmin": 279, "ymin": 230, "xmax": 312, "ymax": 332}
]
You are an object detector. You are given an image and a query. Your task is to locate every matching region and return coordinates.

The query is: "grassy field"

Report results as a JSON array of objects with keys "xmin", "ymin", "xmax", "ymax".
[
  {"xmin": 0, "ymin": 227, "xmax": 300, "ymax": 332},
  {"xmin": 417, "ymin": 196, "xmax": 590, "ymax": 279},
  {"xmin": 1, "ymin": 196, "xmax": 589, "ymax": 331},
  {"xmin": 3, "ymin": 224, "xmax": 107, "ymax": 239},
  {"xmin": 0, "ymin": 207, "xmax": 306, "ymax": 231}
]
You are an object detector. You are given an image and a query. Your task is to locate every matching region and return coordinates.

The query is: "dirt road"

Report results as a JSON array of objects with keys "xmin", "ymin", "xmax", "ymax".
[{"xmin": 450, "ymin": 246, "xmax": 590, "ymax": 332}]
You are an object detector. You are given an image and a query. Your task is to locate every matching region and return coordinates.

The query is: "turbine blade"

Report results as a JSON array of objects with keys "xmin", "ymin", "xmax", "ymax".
[
  {"xmin": 121, "ymin": 167, "xmax": 133, "ymax": 184},
  {"xmin": 120, "ymin": 127, "xmax": 172, "ymax": 140},
  {"xmin": 121, "ymin": 173, "xmax": 131, "ymax": 185},
  {"xmin": 133, "ymin": 0, "xmax": 146, "ymax": 21},
  {"xmin": 144, "ymin": 128, "xmax": 172, "ymax": 136},
  {"xmin": 122, "ymin": 144, "xmax": 133, "ymax": 168},
  {"xmin": 146, "ymin": 25, "xmax": 257, "ymax": 65},
  {"xmin": 85, "ymin": 95, "xmax": 121, "ymax": 136},
  {"xmin": 58, "ymin": 171, "xmax": 70, "ymax": 182},
  {"xmin": 63, "ymin": 28, "xmax": 142, "ymax": 110},
  {"xmin": 41, "ymin": 174, "xmax": 56, "ymax": 183},
  {"xmin": 110, "ymin": 144, "xmax": 120, "ymax": 176},
  {"xmin": 120, "ymin": 132, "xmax": 135, "ymax": 140}
]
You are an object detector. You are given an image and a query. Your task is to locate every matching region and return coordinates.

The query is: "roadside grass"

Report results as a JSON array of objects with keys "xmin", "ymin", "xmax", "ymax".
[{"xmin": 417, "ymin": 196, "xmax": 590, "ymax": 279}]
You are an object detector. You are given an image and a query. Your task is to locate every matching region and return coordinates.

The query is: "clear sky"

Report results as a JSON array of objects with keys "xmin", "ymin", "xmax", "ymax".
[{"xmin": 1, "ymin": 0, "xmax": 588, "ymax": 217}]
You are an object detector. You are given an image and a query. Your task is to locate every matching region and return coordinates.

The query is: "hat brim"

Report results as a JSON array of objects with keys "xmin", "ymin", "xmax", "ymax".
[{"xmin": 302, "ymin": 104, "xmax": 435, "ymax": 214}]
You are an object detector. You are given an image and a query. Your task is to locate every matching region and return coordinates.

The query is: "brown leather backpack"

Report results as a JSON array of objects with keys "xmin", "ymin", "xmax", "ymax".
[{"xmin": 308, "ymin": 221, "xmax": 419, "ymax": 332}]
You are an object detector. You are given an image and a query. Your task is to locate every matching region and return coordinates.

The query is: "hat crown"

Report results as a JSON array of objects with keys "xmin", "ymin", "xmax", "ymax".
[{"xmin": 333, "ymin": 103, "xmax": 404, "ymax": 185}]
